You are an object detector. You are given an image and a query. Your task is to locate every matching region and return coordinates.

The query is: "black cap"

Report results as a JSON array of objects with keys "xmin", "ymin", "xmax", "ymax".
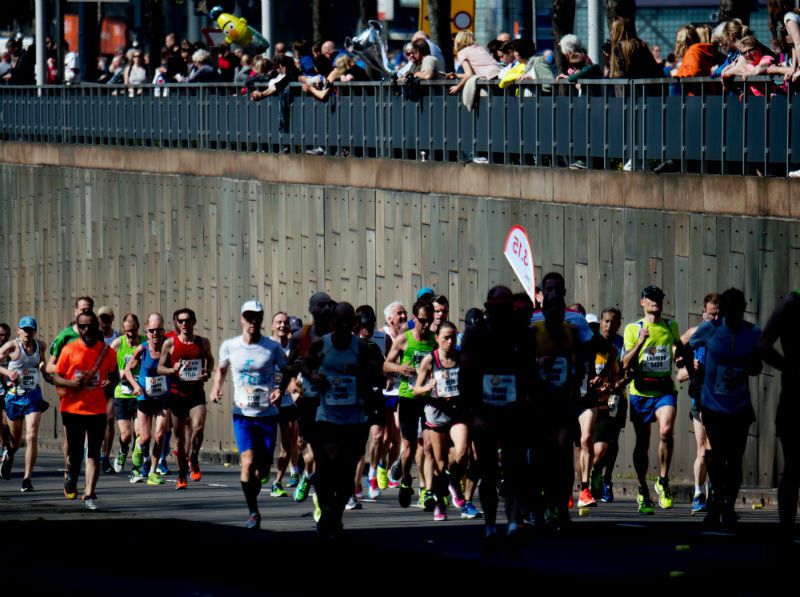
[{"xmin": 641, "ymin": 285, "xmax": 665, "ymax": 301}]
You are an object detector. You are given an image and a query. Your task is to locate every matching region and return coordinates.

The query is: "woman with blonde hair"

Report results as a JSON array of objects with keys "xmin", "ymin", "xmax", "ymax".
[{"xmin": 448, "ymin": 30, "xmax": 501, "ymax": 95}]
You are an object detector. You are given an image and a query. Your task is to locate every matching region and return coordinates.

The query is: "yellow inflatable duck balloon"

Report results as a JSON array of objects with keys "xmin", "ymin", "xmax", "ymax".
[{"xmin": 209, "ymin": 6, "xmax": 269, "ymax": 49}]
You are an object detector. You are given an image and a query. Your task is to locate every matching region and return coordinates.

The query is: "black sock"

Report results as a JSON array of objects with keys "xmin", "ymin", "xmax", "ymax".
[
  {"xmin": 659, "ymin": 476, "xmax": 669, "ymax": 485},
  {"xmin": 580, "ymin": 482, "xmax": 589, "ymax": 491},
  {"xmin": 242, "ymin": 480, "xmax": 261, "ymax": 513},
  {"xmin": 120, "ymin": 441, "xmax": 129, "ymax": 455}
]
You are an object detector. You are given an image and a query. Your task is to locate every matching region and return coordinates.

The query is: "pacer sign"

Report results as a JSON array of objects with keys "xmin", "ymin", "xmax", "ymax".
[{"xmin": 503, "ymin": 225, "xmax": 536, "ymax": 301}]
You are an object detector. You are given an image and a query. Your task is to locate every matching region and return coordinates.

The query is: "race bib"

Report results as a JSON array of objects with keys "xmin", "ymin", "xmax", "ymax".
[
  {"xmin": 145, "ymin": 375, "xmax": 167, "ymax": 397},
  {"xmin": 434, "ymin": 368, "xmax": 460, "ymax": 399},
  {"xmin": 408, "ymin": 350, "xmax": 432, "ymax": 382},
  {"xmin": 20, "ymin": 368, "xmax": 40, "ymax": 390},
  {"xmin": 179, "ymin": 359, "xmax": 203, "ymax": 381},
  {"xmin": 608, "ymin": 394, "xmax": 619, "ymax": 418},
  {"xmin": 323, "ymin": 375, "xmax": 357, "ymax": 406},
  {"xmin": 299, "ymin": 373, "xmax": 319, "ymax": 398},
  {"xmin": 641, "ymin": 345, "xmax": 670, "ymax": 373},
  {"xmin": 482, "ymin": 374, "xmax": 517, "ymax": 405},
  {"xmin": 235, "ymin": 385, "xmax": 270, "ymax": 410},
  {"xmin": 75, "ymin": 370, "xmax": 100, "ymax": 388},
  {"xmin": 539, "ymin": 357, "xmax": 568, "ymax": 387},
  {"xmin": 714, "ymin": 366, "xmax": 747, "ymax": 396}
]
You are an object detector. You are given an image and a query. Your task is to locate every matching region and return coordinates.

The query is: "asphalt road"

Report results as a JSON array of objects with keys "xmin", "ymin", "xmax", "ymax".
[{"xmin": 1, "ymin": 454, "xmax": 796, "ymax": 595}]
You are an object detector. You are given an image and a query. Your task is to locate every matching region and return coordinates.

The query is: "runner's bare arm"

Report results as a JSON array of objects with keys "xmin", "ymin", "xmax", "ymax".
[
  {"xmin": 412, "ymin": 353, "xmax": 435, "ymax": 397},
  {"xmin": 156, "ymin": 339, "xmax": 177, "ymax": 376},
  {"xmin": 210, "ymin": 362, "xmax": 228, "ymax": 403},
  {"xmin": 202, "ymin": 337, "xmax": 214, "ymax": 381},
  {"xmin": 125, "ymin": 345, "xmax": 145, "ymax": 395}
]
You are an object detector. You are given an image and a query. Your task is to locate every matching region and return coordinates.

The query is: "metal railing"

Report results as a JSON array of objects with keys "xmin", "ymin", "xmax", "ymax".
[{"xmin": 1, "ymin": 78, "xmax": 797, "ymax": 176}]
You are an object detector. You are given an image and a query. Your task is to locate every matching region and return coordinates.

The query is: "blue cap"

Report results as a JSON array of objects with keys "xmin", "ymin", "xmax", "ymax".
[
  {"xmin": 417, "ymin": 287, "xmax": 435, "ymax": 300},
  {"xmin": 18, "ymin": 316, "xmax": 37, "ymax": 330}
]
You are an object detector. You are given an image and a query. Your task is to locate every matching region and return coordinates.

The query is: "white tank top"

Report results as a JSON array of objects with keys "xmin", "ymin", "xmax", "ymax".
[{"xmin": 8, "ymin": 339, "xmax": 41, "ymax": 393}]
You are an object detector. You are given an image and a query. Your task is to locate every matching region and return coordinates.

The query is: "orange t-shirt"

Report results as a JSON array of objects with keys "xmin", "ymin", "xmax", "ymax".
[{"xmin": 56, "ymin": 340, "xmax": 118, "ymax": 415}]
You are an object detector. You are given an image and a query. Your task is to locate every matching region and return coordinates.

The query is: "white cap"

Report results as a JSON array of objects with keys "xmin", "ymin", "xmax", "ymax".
[
  {"xmin": 241, "ymin": 300, "xmax": 264, "ymax": 314},
  {"xmin": 585, "ymin": 313, "xmax": 599, "ymax": 324}
]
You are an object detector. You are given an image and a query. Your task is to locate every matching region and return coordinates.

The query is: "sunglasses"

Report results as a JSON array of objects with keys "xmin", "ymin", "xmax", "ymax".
[
  {"xmin": 147, "ymin": 327, "xmax": 165, "ymax": 334},
  {"xmin": 77, "ymin": 323, "xmax": 94, "ymax": 330},
  {"xmin": 176, "ymin": 318, "xmax": 193, "ymax": 324},
  {"xmin": 416, "ymin": 317, "xmax": 431, "ymax": 325}
]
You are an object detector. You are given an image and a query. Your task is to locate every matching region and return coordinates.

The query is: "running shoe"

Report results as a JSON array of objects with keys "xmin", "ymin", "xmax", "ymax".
[
  {"xmin": 654, "ymin": 478, "xmax": 674, "ymax": 509},
  {"xmin": 64, "ymin": 473, "xmax": 78, "ymax": 500},
  {"xmin": 147, "ymin": 472, "xmax": 165, "ymax": 485},
  {"xmin": 156, "ymin": 460, "xmax": 170, "ymax": 476},
  {"xmin": 188, "ymin": 455, "xmax": 202, "ymax": 481},
  {"xmin": 345, "ymin": 494, "xmax": 361, "ymax": 510},
  {"xmin": 433, "ymin": 505, "xmax": 447, "ymax": 521},
  {"xmin": 590, "ymin": 467, "xmax": 603, "ymax": 500},
  {"xmin": 578, "ymin": 488, "xmax": 597, "ymax": 508},
  {"xmin": 129, "ymin": 468, "xmax": 146, "ymax": 484},
  {"xmin": 113, "ymin": 451, "xmax": 127, "ymax": 474},
  {"xmin": 637, "ymin": 490, "xmax": 655, "ymax": 515},
  {"xmin": 422, "ymin": 489, "xmax": 437, "ymax": 512},
  {"xmin": 376, "ymin": 465, "xmax": 389, "ymax": 490},
  {"xmin": 387, "ymin": 478, "xmax": 400, "ymax": 489},
  {"xmin": 567, "ymin": 495, "xmax": 574, "ymax": 509},
  {"xmin": 131, "ymin": 440, "xmax": 144, "ymax": 468},
  {"xmin": 20, "ymin": 477, "xmax": 33, "ymax": 493},
  {"xmin": 398, "ymin": 483, "xmax": 413, "ymax": 508},
  {"xmin": 245, "ymin": 512, "xmax": 261, "ymax": 530},
  {"xmin": 261, "ymin": 476, "xmax": 268, "ymax": 485},
  {"xmin": 691, "ymin": 493, "xmax": 707, "ymax": 515},
  {"xmin": 601, "ymin": 481, "xmax": 614, "ymax": 503},
  {"xmin": 313, "ymin": 493, "xmax": 322, "ymax": 521},
  {"xmin": 294, "ymin": 473, "xmax": 310, "ymax": 502},
  {"xmin": 388, "ymin": 458, "xmax": 402, "ymax": 485},
  {"xmin": 460, "ymin": 502, "xmax": 481, "ymax": 519},
  {"xmin": 449, "ymin": 481, "xmax": 466, "ymax": 509},
  {"xmin": 101, "ymin": 456, "xmax": 114, "ymax": 474},
  {"xmin": 286, "ymin": 472, "xmax": 300, "ymax": 488},
  {"xmin": 367, "ymin": 477, "xmax": 381, "ymax": 500},
  {"xmin": 271, "ymin": 482, "xmax": 288, "ymax": 497},
  {"xmin": 82, "ymin": 495, "xmax": 98, "ymax": 511},
  {"xmin": 176, "ymin": 475, "xmax": 188, "ymax": 490},
  {"xmin": 0, "ymin": 448, "xmax": 13, "ymax": 479}
]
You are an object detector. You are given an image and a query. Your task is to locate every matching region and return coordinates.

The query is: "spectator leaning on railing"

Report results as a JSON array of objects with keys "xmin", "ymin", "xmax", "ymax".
[
  {"xmin": 448, "ymin": 30, "xmax": 501, "ymax": 96},
  {"xmin": 769, "ymin": 0, "xmax": 800, "ymax": 81}
]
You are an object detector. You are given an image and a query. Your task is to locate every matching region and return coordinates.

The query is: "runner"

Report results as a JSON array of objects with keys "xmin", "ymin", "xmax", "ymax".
[
  {"xmin": 302, "ymin": 302, "xmax": 383, "ymax": 540},
  {"xmin": 109, "ymin": 314, "xmax": 146, "ymax": 480},
  {"xmin": 689, "ymin": 288, "xmax": 761, "ymax": 531},
  {"xmin": 52, "ymin": 311, "xmax": 119, "ymax": 510},
  {"xmin": 590, "ymin": 308, "xmax": 628, "ymax": 503},
  {"xmin": 124, "ymin": 313, "xmax": 171, "ymax": 485},
  {"xmin": 757, "ymin": 288, "xmax": 800, "ymax": 538},
  {"xmin": 532, "ymin": 295, "xmax": 584, "ymax": 529},
  {"xmin": 287, "ymin": 292, "xmax": 336, "ymax": 511},
  {"xmin": 268, "ymin": 311, "xmax": 300, "ymax": 497},
  {"xmin": 677, "ymin": 292, "xmax": 720, "ymax": 514},
  {"xmin": 211, "ymin": 300, "xmax": 289, "ymax": 529},
  {"xmin": 0, "ymin": 317, "xmax": 49, "ymax": 491},
  {"xmin": 531, "ymin": 273, "xmax": 594, "ymax": 344},
  {"xmin": 379, "ymin": 301, "xmax": 407, "ymax": 490},
  {"xmin": 46, "ymin": 296, "xmax": 94, "ymax": 472},
  {"xmin": 157, "ymin": 308, "xmax": 214, "ymax": 489},
  {"xmin": 622, "ymin": 285, "xmax": 683, "ymax": 514},
  {"xmin": 98, "ymin": 306, "xmax": 120, "ymax": 474},
  {"xmin": 351, "ymin": 305, "xmax": 387, "ymax": 505},
  {"xmin": 460, "ymin": 286, "xmax": 537, "ymax": 557},
  {"xmin": 0, "ymin": 323, "xmax": 12, "ymax": 456},
  {"xmin": 383, "ymin": 299, "xmax": 436, "ymax": 510},
  {"xmin": 413, "ymin": 321, "xmax": 470, "ymax": 521}
]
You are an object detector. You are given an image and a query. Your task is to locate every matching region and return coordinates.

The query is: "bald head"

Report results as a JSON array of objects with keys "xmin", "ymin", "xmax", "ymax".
[
  {"xmin": 332, "ymin": 302, "xmax": 356, "ymax": 335},
  {"xmin": 497, "ymin": 32, "xmax": 512, "ymax": 43},
  {"xmin": 321, "ymin": 41, "xmax": 337, "ymax": 58}
]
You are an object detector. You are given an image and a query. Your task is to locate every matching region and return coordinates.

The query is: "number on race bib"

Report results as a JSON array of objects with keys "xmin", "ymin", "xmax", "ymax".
[
  {"xmin": 145, "ymin": 376, "xmax": 167, "ymax": 397},
  {"xmin": 641, "ymin": 346, "xmax": 670, "ymax": 373},
  {"xmin": 324, "ymin": 375, "xmax": 357, "ymax": 406},
  {"xmin": 434, "ymin": 368, "xmax": 459, "ymax": 399},
  {"xmin": 179, "ymin": 359, "xmax": 203, "ymax": 381},
  {"xmin": 20, "ymin": 368, "xmax": 40, "ymax": 390},
  {"xmin": 714, "ymin": 366, "xmax": 747, "ymax": 396},
  {"xmin": 482, "ymin": 374, "xmax": 517, "ymax": 404}
]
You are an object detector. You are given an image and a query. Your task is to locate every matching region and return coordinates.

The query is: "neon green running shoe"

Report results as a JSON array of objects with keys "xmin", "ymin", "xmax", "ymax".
[
  {"xmin": 294, "ymin": 473, "xmax": 310, "ymax": 503},
  {"xmin": 271, "ymin": 482, "xmax": 288, "ymax": 497},
  {"xmin": 654, "ymin": 478, "xmax": 674, "ymax": 509},
  {"xmin": 312, "ymin": 493, "xmax": 321, "ymax": 523},
  {"xmin": 376, "ymin": 465, "xmax": 389, "ymax": 490},
  {"xmin": 637, "ymin": 490, "xmax": 656, "ymax": 515},
  {"xmin": 147, "ymin": 471, "xmax": 165, "ymax": 485},
  {"xmin": 131, "ymin": 439, "xmax": 144, "ymax": 468}
]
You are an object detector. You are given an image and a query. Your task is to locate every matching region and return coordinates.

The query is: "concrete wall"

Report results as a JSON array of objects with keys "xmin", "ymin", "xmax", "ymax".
[{"xmin": 1, "ymin": 142, "xmax": 798, "ymax": 487}]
